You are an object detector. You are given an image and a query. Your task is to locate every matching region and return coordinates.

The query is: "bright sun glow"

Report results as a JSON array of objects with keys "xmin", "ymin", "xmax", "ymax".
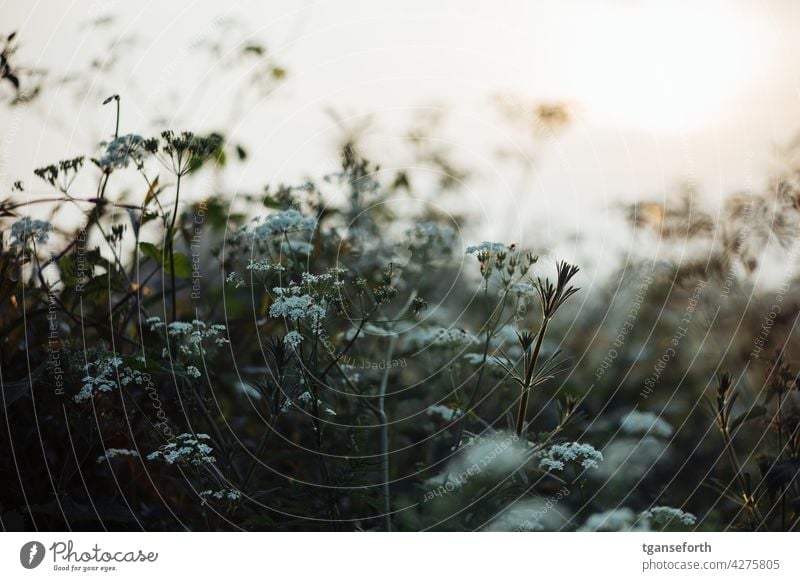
[{"xmin": 566, "ymin": 1, "xmax": 762, "ymax": 133}]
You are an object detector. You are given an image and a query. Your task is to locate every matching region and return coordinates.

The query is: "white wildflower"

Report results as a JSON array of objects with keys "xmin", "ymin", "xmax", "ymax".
[
  {"xmin": 246, "ymin": 259, "xmax": 285, "ymax": 273},
  {"xmin": 406, "ymin": 222, "xmax": 458, "ymax": 253},
  {"xmin": 95, "ymin": 134, "xmax": 147, "ymax": 170},
  {"xmin": 269, "ymin": 293, "xmax": 327, "ymax": 331},
  {"xmin": 10, "ymin": 217, "xmax": 52, "ymax": 247},
  {"xmin": 186, "ymin": 365, "xmax": 202, "ymax": 379},
  {"xmin": 538, "ymin": 442, "xmax": 604, "ymax": 471},
  {"xmin": 96, "ymin": 448, "xmax": 140, "ymax": 463},
  {"xmin": 284, "ymin": 330, "xmax": 303, "ymax": 349},
  {"xmin": 641, "ymin": 506, "xmax": 696, "ymax": 527},
  {"xmin": 579, "ymin": 508, "xmax": 649, "ymax": 532},
  {"xmin": 251, "ymin": 209, "xmax": 317, "ymax": 239},
  {"xmin": 620, "ymin": 410, "xmax": 674, "ymax": 439},
  {"xmin": 200, "ymin": 488, "xmax": 242, "ymax": 503},
  {"xmin": 147, "ymin": 433, "xmax": 215, "ymax": 466},
  {"xmin": 426, "ymin": 404, "xmax": 463, "ymax": 422},
  {"xmin": 465, "ymin": 241, "xmax": 507, "ymax": 255},
  {"xmin": 404, "ymin": 326, "xmax": 478, "ymax": 350},
  {"xmin": 74, "ymin": 356, "xmax": 124, "ymax": 402}
]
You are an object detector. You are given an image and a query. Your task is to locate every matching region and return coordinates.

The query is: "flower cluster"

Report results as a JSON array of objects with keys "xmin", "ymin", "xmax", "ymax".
[
  {"xmin": 620, "ymin": 410, "xmax": 674, "ymax": 439},
  {"xmin": 538, "ymin": 441, "xmax": 604, "ymax": 471},
  {"xmin": 245, "ymin": 209, "xmax": 317, "ymax": 240},
  {"xmin": 406, "ymin": 222, "xmax": 458, "ymax": 257},
  {"xmin": 283, "ymin": 330, "xmax": 303, "ymax": 348},
  {"xmin": 200, "ymin": 488, "xmax": 242, "ymax": 503},
  {"xmin": 94, "ymin": 134, "xmax": 147, "ymax": 171},
  {"xmin": 147, "ymin": 433, "xmax": 215, "ymax": 466},
  {"xmin": 404, "ymin": 326, "xmax": 478, "ymax": 350},
  {"xmin": 146, "ymin": 317, "xmax": 229, "ymax": 359},
  {"xmin": 9, "ymin": 216, "xmax": 52, "ymax": 248},
  {"xmin": 641, "ymin": 506, "xmax": 697, "ymax": 527},
  {"xmin": 426, "ymin": 404, "xmax": 463, "ymax": 422},
  {"xmin": 269, "ymin": 288, "xmax": 328, "ymax": 332},
  {"xmin": 96, "ymin": 448, "xmax": 140, "ymax": 464},
  {"xmin": 74, "ymin": 355, "xmax": 146, "ymax": 402},
  {"xmin": 579, "ymin": 505, "xmax": 696, "ymax": 531},
  {"xmin": 578, "ymin": 508, "xmax": 645, "ymax": 532}
]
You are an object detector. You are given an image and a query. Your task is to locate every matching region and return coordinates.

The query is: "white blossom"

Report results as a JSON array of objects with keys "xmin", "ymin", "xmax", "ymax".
[
  {"xmin": 147, "ymin": 433, "xmax": 215, "ymax": 466},
  {"xmin": 97, "ymin": 448, "xmax": 140, "ymax": 463},
  {"xmin": 538, "ymin": 442, "xmax": 604, "ymax": 471},
  {"xmin": 95, "ymin": 134, "xmax": 147, "ymax": 170},
  {"xmin": 579, "ymin": 508, "xmax": 648, "ymax": 532},
  {"xmin": 620, "ymin": 410, "xmax": 674, "ymax": 439},
  {"xmin": 283, "ymin": 330, "xmax": 303, "ymax": 349},
  {"xmin": 10, "ymin": 217, "xmax": 52, "ymax": 247},
  {"xmin": 250, "ymin": 209, "xmax": 317, "ymax": 239},
  {"xmin": 465, "ymin": 241, "xmax": 507, "ymax": 255},
  {"xmin": 200, "ymin": 488, "xmax": 242, "ymax": 503},
  {"xmin": 641, "ymin": 506, "xmax": 696, "ymax": 527},
  {"xmin": 426, "ymin": 404, "xmax": 463, "ymax": 422}
]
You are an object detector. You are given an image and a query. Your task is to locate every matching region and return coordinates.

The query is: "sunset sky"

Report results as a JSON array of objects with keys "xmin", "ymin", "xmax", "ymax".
[{"xmin": 3, "ymin": 0, "xmax": 800, "ymax": 273}]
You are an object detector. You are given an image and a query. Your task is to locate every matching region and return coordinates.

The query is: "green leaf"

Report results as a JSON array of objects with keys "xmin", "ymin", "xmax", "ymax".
[
  {"xmin": 168, "ymin": 252, "xmax": 193, "ymax": 279},
  {"xmin": 139, "ymin": 241, "xmax": 162, "ymax": 263},
  {"xmin": 139, "ymin": 243, "xmax": 192, "ymax": 278}
]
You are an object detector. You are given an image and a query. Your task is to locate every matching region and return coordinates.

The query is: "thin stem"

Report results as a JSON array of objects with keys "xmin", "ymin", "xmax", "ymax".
[
  {"xmin": 114, "ymin": 97, "xmax": 120, "ymax": 139},
  {"xmin": 515, "ymin": 317, "xmax": 549, "ymax": 436},
  {"xmin": 169, "ymin": 171, "xmax": 183, "ymax": 322}
]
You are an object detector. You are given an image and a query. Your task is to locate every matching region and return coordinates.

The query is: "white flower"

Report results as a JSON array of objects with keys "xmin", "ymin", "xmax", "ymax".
[
  {"xmin": 579, "ymin": 508, "xmax": 649, "ymax": 532},
  {"xmin": 538, "ymin": 442, "xmax": 604, "ymax": 471},
  {"xmin": 74, "ymin": 355, "xmax": 124, "ymax": 402},
  {"xmin": 429, "ymin": 433, "xmax": 525, "ymax": 488},
  {"xmin": 250, "ymin": 209, "xmax": 317, "ymax": 239},
  {"xmin": 269, "ymin": 293, "xmax": 327, "ymax": 331},
  {"xmin": 283, "ymin": 331, "xmax": 303, "ymax": 349},
  {"xmin": 641, "ymin": 506, "xmax": 696, "ymax": 527},
  {"xmin": 483, "ymin": 498, "xmax": 572, "ymax": 532},
  {"xmin": 10, "ymin": 217, "xmax": 52, "ymax": 247},
  {"xmin": 95, "ymin": 134, "xmax": 147, "ymax": 170},
  {"xmin": 146, "ymin": 316, "xmax": 165, "ymax": 331},
  {"xmin": 426, "ymin": 404, "xmax": 463, "ymax": 422},
  {"xmin": 200, "ymin": 488, "xmax": 242, "ymax": 503},
  {"xmin": 404, "ymin": 326, "xmax": 478, "ymax": 350},
  {"xmin": 147, "ymin": 433, "xmax": 215, "ymax": 466},
  {"xmin": 620, "ymin": 410, "xmax": 674, "ymax": 439},
  {"xmin": 186, "ymin": 365, "xmax": 202, "ymax": 379},
  {"xmin": 324, "ymin": 408, "xmax": 337, "ymax": 416},
  {"xmin": 246, "ymin": 259, "xmax": 285, "ymax": 272},
  {"xmin": 97, "ymin": 448, "xmax": 140, "ymax": 463},
  {"xmin": 465, "ymin": 241, "xmax": 507, "ymax": 255},
  {"xmin": 406, "ymin": 222, "xmax": 457, "ymax": 253},
  {"xmin": 148, "ymin": 318, "xmax": 229, "ymax": 356}
]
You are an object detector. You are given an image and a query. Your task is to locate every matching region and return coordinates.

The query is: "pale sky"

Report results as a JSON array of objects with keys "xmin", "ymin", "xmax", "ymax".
[{"xmin": 3, "ymin": 0, "xmax": 800, "ymax": 279}]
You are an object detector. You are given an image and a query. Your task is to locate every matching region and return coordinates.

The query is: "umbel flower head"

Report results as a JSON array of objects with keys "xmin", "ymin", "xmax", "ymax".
[{"xmin": 93, "ymin": 134, "xmax": 148, "ymax": 171}]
